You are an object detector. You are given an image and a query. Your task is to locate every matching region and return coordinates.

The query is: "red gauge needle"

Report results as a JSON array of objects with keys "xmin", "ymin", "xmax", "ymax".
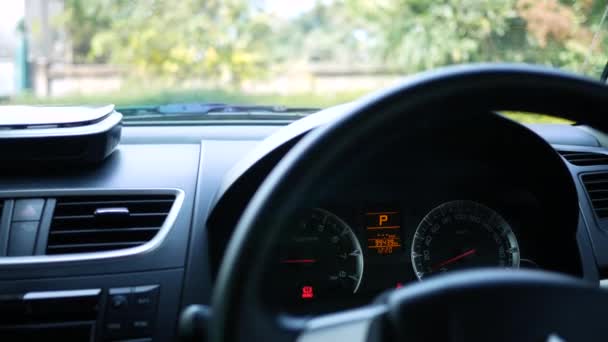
[
  {"xmin": 433, "ymin": 249, "xmax": 477, "ymax": 270},
  {"xmin": 281, "ymin": 259, "xmax": 317, "ymax": 264}
]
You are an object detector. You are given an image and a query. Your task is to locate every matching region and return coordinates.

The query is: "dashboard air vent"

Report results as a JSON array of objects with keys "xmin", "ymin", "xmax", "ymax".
[
  {"xmin": 46, "ymin": 194, "xmax": 175, "ymax": 255},
  {"xmin": 582, "ymin": 173, "xmax": 608, "ymax": 219},
  {"xmin": 558, "ymin": 150, "xmax": 608, "ymax": 166}
]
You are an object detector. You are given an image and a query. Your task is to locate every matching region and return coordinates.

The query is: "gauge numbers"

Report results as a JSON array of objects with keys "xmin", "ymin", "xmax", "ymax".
[{"xmin": 411, "ymin": 200, "xmax": 519, "ymax": 280}]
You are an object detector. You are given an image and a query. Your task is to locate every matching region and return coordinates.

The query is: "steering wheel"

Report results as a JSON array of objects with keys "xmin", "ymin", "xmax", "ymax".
[{"xmin": 209, "ymin": 64, "xmax": 608, "ymax": 342}]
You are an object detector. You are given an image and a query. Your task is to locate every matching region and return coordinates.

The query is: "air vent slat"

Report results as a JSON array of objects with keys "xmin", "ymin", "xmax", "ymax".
[
  {"xmin": 47, "ymin": 241, "xmax": 145, "ymax": 254},
  {"xmin": 54, "ymin": 212, "xmax": 169, "ymax": 220},
  {"xmin": 579, "ymin": 179, "xmax": 608, "ymax": 186},
  {"xmin": 50, "ymin": 227, "xmax": 160, "ymax": 235},
  {"xmin": 56, "ymin": 199, "xmax": 174, "ymax": 206},
  {"xmin": 569, "ymin": 158, "xmax": 608, "ymax": 164},
  {"xmin": 593, "ymin": 208, "xmax": 608, "ymax": 217},
  {"xmin": 561, "ymin": 153, "xmax": 601, "ymax": 158},
  {"xmin": 558, "ymin": 150, "xmax": 608, "ymax": 166},
  {"xmin": 51, "ymin": 215, "xmax": 167, "ymax": 231},
  {"xmin": 582, "ymin": 173, "xmax": 608, "ymax": 219},
  {"xmin": 46, "ymin": 194, "xmax": 175, "ymax": 255},
  {"xmin": 54, "ymin": 197, "xmax": 173, "ymax": 217},
  {"xmin": 588, "ymin": 189, "xmax": 608, "ymax": 193}
]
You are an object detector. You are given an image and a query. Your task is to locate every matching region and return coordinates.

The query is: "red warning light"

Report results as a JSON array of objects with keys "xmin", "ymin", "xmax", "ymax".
[
  {"xmin": 395, "ymin": 282, "xmax": 403, "ymax": 289},
  {"xmin": 301, "ymin": 286, "xmax": 314, "ymax": 299}
]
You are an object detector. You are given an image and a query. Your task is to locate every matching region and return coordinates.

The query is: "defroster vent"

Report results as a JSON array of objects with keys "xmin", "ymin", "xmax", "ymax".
[{"xmin": 46, "ymin": 194, "xmax": 176, "ymax": 255}]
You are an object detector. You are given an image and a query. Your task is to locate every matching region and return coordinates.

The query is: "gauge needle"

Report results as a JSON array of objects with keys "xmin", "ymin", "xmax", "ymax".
[
  {"xmin": 281, "ymin": 259, "xmax": 317, "ymax": 264},
  {"xmin": 433, "ymin": 249, "xmax": 477, "ymax": 270}
]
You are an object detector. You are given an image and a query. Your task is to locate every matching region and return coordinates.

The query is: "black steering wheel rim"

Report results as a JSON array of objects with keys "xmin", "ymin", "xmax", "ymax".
[{"xmin": 209, "ymin": 64, "xmax": 608, "ymax": 342}]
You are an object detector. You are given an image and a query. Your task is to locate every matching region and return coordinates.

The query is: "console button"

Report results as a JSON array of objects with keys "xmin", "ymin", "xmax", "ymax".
[
  {"xmin": 109, "ymin": 287, "xmax": 132, "ymax": 295},
  {"xmin": 105, "ymin": 286, "xmax": 158, "ymax": 339},
  {"xmin": 129, "ymin": 317, "xmax": 153, "ymax": 337},
  {"xmin": 105, "ymin": 320, "xmax": 128, "ymax": 340},
  {"xmin": 7, "ymin": 221, "xmax": 39, "ymax": 256},
  {"xmin": 111, "ymin": 294, "xmax": 128, "ymax": 311},
  {"xmin": 107, "ymin": 287, "xmax": 132, "ymax": 315},
  {"xmin": 13, "ymin": 199, "xmax": 45, "ymax": 221},
  {"xmin": 132, "ymin": 285, "xmax": 159, "ymax": 311}
]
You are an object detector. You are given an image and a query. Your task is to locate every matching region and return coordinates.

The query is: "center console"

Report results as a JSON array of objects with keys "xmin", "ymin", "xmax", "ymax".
[{"xmin": 0, "ymin": 269, "xmax": 182, "ymax": 341}]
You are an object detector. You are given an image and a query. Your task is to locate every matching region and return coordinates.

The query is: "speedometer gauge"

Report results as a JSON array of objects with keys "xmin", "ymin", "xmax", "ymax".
[
  {"xmin": 411, "ymin": 200, "xmax": 519, "ymax": 280},
  {"xmin": 277, "ymin": 208, "xmax": 364, "ymax": 302}
]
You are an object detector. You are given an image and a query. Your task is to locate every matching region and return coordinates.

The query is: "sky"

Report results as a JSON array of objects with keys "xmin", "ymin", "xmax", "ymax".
[
  {"xmin": 0, "ymin": 0, "xmax": 24, "ymax": 26},
  {"xmin": 0, "ymin": 0, "xmax": 24, "ymax": 44}
]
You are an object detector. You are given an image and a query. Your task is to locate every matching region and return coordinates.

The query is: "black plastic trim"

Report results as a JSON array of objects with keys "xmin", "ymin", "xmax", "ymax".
[{"xmin": 0, "ymin": 201, "xmax": 13, "ymax": 256}]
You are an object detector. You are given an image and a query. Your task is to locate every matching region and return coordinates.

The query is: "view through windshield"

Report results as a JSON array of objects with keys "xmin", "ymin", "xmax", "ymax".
[{"xmin": 1, "ymin": 0, "xmax": 607, "ymax": 119}]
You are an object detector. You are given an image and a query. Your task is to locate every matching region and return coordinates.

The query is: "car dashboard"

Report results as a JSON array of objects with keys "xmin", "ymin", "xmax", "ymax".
[
  {"xmin": 0, "ymin": 110, "xmax": 605, "ymax": 340},
  {"xmin": 262, "ymin": 178, "xmax": 567, "ymax": 314}
]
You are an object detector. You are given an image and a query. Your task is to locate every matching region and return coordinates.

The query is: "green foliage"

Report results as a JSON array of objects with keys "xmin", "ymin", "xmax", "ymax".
[
  {"xmin": 57, "ymin": 0, "xmax": 608, "ymax": 84},
  {"xmin": 5, "ymin": 87, "xmax": 368, "ymax": 109},
  {"xmin": 342, "ymin": 0, "xmax": 519, "ymax": 71},
  {"xmin": 53, "ymin": 0, "xmax": 112, "ymax": 63},
  {"xmin": 273, "ymin": 0, "xmax": 607, "ymax": 75},
  {"xmin": 60, "ymin": 0, "xmax": 274, "ymax": 85}
]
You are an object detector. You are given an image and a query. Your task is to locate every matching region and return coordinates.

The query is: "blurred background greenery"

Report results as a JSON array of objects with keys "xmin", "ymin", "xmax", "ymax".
[{"xmin": 2, "ymin": 0, "xmax": 607, "ymax": 121}]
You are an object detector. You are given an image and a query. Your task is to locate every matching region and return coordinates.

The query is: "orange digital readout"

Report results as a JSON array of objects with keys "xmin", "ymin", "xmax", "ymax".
[
  {"xmin": 365, "ymin": 211, "xmax": 402, "ymax": 255},
  {"xmin": 368, "ymin": 233, "xmax": 402, "ymax": 254}
]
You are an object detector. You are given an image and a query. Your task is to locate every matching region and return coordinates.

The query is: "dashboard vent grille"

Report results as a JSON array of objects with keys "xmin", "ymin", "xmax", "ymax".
[
  {"xmin": 558, "ymin": 150, "xmax": 608, "ymax": 166},
  {"xmin": 582, "ymin": 173, "xmax": 608, "ymax": 219},
  {"xmin": 46, "ymin": 194, "xmax": 175, "ymax": 255}
]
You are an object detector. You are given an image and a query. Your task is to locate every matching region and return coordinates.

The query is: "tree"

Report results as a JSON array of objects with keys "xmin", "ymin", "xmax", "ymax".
[
  {"xmin": 61, "ymin": 0, "xmax": 274, "ymax": 86},
  {"xmin": 338, "ymin": 0, "xmax": 606, "ymax": 75},
  {"xmin": 59, "ymin": 0, "xmax": 608, "ymax": 84},
  {"xmin": 54, "ymin": 0, "xmax": 112, "ymax": 63},
  {"xmin": 270, "ymin": 2, "xmax": 375, "ymax": 66}
]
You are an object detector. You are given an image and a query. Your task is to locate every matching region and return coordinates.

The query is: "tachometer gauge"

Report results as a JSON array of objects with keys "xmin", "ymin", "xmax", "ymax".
[
  {"xmin": 277, "ymin": 208, "xmax": 364, "ymax": 302},
  {"xmin": 411, "ymin": 200, "xmax": 519, "ymax": 280}
]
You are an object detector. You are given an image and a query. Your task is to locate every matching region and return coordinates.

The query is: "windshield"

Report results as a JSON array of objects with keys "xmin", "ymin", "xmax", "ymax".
[{"xmin": 1, "ymin": 0, "xmax": 607, "ymax": 121}]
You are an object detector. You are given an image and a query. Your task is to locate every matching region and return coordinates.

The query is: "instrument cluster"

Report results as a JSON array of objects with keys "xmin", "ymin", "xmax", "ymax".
[{"xmin": 265, "ymin": 195, "xmax": 544, "ymax": 313}]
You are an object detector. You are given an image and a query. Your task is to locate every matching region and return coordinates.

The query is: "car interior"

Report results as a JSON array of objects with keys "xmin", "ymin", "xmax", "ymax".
[{"xmin": 2, "ymin": 64, "xmax": 608, "ymax": 342}]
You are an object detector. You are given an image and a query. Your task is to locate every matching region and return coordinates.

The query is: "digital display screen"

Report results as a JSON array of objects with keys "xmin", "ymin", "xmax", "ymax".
[{"xmin": 365, "ymin": 211, "xmax": 402, "ymax": 255}]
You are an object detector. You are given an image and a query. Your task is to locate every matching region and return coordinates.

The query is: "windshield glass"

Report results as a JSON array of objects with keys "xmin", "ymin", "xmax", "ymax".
[{"xmin": 1, "ymin": 0, "xmax": 607, "ymax": 120}]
